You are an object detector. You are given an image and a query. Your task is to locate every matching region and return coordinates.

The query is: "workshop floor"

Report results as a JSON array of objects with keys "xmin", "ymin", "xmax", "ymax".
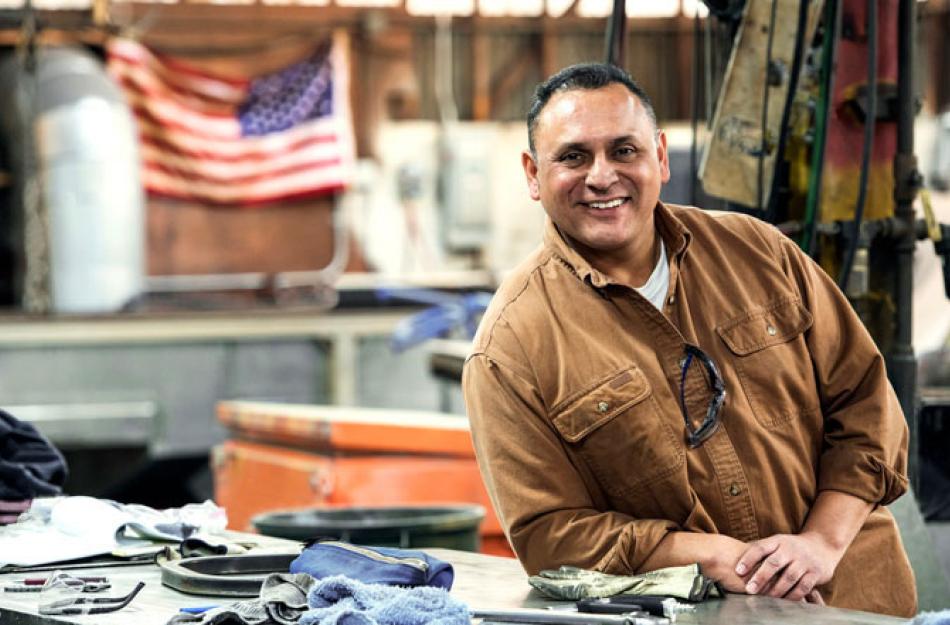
[{"xmin": 927, "ymin": 523, "xmax": 950, "ymax": 582}]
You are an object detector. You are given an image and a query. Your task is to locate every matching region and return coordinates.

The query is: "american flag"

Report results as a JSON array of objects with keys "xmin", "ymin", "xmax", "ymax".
[{"xmin": 106, "ymin": 34, "xmax": 355, "ymax": 206}]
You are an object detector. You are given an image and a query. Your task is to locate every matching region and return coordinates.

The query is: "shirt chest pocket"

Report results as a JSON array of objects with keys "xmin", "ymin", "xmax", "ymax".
[
  {"xmin": 716, "ymin": 297, "xmax": 820, "ymax": 428},
  {"xmin": 551, "ymin": 367, "xmax": 684, "ymax": 498}
]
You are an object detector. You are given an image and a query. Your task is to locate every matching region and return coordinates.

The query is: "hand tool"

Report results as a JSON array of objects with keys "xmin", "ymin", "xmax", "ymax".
[
  {"xmin": 21, "ymin": 575, "xmax": 108, "ymax": 586},
  {"xmin": 3, "ymin": 572, "xmax": 111, "ymax": 593},
  {"xmin": 179, "ymin": 605, "xmax": 219, "ymax": 614},
  {"xmin": 39, "ymin": 581, "xmax": 145, "ymax": 616},
  {"xmin": 577, "ymin": 596, "xmax": 695, "ymax": 620},
  {"xmin": 473, "ymin": 607, "xmax": 670, "ymax": 625}
]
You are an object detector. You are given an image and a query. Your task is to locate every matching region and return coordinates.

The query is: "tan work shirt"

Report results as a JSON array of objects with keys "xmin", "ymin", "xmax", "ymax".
[{"xmin": 463, "ymin": 202, "xmax": 915, "ymax": 616}]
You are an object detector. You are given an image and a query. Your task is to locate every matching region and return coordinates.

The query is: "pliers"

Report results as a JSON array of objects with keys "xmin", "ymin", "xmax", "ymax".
[{"xmin": 39, "ymin": 581, "xmax": 145, "ymax": 616}]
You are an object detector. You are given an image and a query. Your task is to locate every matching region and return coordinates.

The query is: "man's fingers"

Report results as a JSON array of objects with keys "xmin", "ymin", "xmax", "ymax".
[
  {"xmin": 745, "ymin": 550, "xmax": 788, "ymax": 594},
  {"xmin": 735, "ymin": 538, "xmax": 778, "ymax": 576},
  {"xmin": 805, "ymin": 589, "xmax": 825, "ymax": 605},
  {"xmin": 768, "ymin": 565, "xmax": 805, "ymax": 598},
  {"xmin": 785, "ymin": 572, "xmax": 818, "ymax": 602}
]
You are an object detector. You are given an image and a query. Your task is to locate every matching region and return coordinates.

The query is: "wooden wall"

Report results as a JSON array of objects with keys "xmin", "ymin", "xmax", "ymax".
[{"xmin": 1, "ymin": 5, "xmax": 714, "ymax": 281}]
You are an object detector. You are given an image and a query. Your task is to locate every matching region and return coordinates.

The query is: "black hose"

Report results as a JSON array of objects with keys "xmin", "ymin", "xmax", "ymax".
[
  {"xmin": 758, "ymin": 0, "xmax": 780, "ymax": 210},
  {"xmin": 765, "ymin": 0, "xmax": 810, "ymax": 223},
  {"xmin": 690, "ymin": 9, "xmax": 702, "ymax": 207},
  {"xmin": 604, "ymin": 0, "xmax": 626, "ymax": 67},
  {"xmin": 838, "ymin": 0, "xmax": 877, "ymax": 290},
  {"xmin": 805, "ymin": 0, "xmax": 842, "ymax": 257}
]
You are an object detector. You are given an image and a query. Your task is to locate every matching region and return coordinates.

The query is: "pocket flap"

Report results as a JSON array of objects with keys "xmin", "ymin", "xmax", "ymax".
[
  {"xmin": 552, "ymin": 368, "xmax": 652, "ymax": 443},
  {"xmin": 716, "ymin": 298, "xmax": 813, "ymax": 356}
]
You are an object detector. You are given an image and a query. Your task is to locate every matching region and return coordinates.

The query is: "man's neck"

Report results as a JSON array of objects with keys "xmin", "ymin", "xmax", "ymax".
[
  {"xmin": 569, "ymin": 226, "xmax": 661, "ymax": 289},
  {"xmin": 604, "ymin": 235, "xmax": 660, "ymax": 289}
]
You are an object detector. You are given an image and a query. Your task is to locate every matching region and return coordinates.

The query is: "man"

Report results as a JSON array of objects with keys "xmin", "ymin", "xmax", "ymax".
[{"xmin": 462, "ymin": 63, "xmax": 916, "ymax": 617}]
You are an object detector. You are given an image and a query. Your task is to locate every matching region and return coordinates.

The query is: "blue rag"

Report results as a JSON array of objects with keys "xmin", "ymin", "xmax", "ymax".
[
  {"xmin": 299, "ymin": 575, "xmax": 470, "ymax": 625},
  {"xmin": 912, "ymin": 611, "xmax": 950, "ymax": 625},
  {"xmin": 290, "ymin": 542, "xmax": 454, "ymax": 590}
]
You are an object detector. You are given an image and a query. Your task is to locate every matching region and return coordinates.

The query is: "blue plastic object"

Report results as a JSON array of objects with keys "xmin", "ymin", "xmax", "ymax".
[
  {"xmin": 290, "ymin": 541, "xmax": 454, "ymax": 589},
  {"xmin": 376, "ymin": 288, "xmax": 493, "ymax": 352}
]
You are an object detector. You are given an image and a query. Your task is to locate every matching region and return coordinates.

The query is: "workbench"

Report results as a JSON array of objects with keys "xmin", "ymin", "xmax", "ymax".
[{"xmin": 0, "ymin": 545, "xmax": 909, "ymax": 625}]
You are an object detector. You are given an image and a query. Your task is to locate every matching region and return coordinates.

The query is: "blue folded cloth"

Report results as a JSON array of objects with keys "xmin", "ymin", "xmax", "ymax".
[
  {"xmin": 912, "ymin": 611, "xmax": 950, "ymax": 625},
  {"xmin": 290, "ymin": 542, "xmax": 454, "ymax": 590},
  {"xmin": 299, "ymin": 575, "xmax": 469, "ymax": 625}
]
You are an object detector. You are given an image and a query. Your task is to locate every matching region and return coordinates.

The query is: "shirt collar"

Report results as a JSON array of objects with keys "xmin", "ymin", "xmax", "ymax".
[{"xmin": 542, "ymin": 200, "xmax": 692, "ymax": 289}]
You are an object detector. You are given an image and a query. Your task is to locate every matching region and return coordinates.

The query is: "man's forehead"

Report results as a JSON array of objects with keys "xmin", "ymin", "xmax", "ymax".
[
  {"xmin": 544, "ymin": 83, "xmax": 642, "ymax": 113},
  {"xmin": 534, "ymin": 85, "xmax": 653, "ymax": 149}
]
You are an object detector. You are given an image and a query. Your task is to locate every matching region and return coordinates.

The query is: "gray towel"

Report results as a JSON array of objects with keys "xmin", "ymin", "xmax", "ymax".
[{"xmin": 167, "ymin": 572, "xmax": 315, "ymax": 625}]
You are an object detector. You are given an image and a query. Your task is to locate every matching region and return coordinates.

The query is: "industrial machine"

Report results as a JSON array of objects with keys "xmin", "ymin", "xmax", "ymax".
[{"xmin": 632, "ymin": 0, "xmax": 950, "ymax": 492}]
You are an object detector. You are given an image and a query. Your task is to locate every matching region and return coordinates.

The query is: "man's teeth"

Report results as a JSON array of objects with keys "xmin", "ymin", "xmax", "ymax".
[{"xmin": 589, "ymin": 198, "xmax": 625, "ymax": 209}]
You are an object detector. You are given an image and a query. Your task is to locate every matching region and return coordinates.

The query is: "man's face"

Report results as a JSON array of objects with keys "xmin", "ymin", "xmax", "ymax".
[{"xmin": 522, "ymin": 84, "xmax": 670, "ymax": 260}]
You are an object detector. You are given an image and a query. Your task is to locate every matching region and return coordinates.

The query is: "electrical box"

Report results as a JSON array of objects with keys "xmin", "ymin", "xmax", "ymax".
[{"xmin": 438, "ymin": 124, "xmax": 493, "ymax": 252}]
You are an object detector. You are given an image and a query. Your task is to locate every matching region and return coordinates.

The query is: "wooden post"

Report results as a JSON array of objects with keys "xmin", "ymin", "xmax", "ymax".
[{"xmin": 473, "ymin": 29, "xmax": 491, "ymax": 120}]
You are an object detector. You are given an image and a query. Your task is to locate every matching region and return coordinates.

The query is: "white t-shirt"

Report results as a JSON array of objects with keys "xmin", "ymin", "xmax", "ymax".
[{"xmin": 635, "ymin": 239, "xmax": 669, "ymax": 310}]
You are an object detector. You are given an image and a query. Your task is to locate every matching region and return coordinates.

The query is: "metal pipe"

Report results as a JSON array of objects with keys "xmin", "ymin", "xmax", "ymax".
[
  {"xmin": 690, "ymin": 9, "xmax": 701, "ymax": 207},
  {"xmin": 838, "ymin": 0, "xmax": 877, "ymax": 291},
  {"xmin": 475, "ymin": 611, "xmax": 668, "ymax": 625},
  {"xmin": 889, "ymin": 0, "xmax": 920, "ymax": 489}
]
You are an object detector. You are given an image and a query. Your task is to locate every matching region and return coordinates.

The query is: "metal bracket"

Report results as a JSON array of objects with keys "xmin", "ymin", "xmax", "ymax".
[{"xmin": 158, "ymin": 551, "xmax": 300, "ymax": 597}]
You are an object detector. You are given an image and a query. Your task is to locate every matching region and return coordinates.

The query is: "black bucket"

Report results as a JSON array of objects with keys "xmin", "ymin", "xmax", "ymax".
[{"xmin": 251, "ymin": 504, "xmax": 485, "ymax": 552}]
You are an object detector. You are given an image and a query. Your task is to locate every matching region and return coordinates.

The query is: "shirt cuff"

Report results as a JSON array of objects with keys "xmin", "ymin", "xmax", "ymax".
[
  {"xmin": 600, "ymin": 518, "xmax": 680, "ymax": 574},
  {"xmin": 818, "ymin": 449, "xmax": 909, "ymax": 506}
]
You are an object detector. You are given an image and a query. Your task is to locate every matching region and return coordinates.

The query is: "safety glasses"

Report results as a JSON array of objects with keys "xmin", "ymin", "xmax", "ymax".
[{"xmin": 678, "ymin": 344, "xmax": 726, "ymax": 448}]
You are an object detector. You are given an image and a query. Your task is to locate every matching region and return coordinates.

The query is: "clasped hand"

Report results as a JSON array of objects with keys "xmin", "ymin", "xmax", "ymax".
[{"xmin": 734, "ymin": 532, "xmax": 843, "ymax": 603}]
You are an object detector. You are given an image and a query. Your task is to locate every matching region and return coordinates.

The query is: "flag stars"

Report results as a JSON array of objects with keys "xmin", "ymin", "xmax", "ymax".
[{"xmin": 238, "ymin": 50, "xmax": 335, "ymax": 137}]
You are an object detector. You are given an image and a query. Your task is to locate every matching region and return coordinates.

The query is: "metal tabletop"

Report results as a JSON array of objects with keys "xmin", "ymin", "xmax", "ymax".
[{"xmin": 0, "ymin": 546, "xmax": 909, "ymax": 625}]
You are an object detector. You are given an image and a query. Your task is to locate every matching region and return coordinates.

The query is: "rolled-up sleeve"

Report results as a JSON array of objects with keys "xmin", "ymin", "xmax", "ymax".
[
  {"xmin": 463, "ymin": 332, "xmax": 679, "ymax": 575},
  {"xmin": 778, "ymin": 236, "xmax": 909, "ymax": 506}
]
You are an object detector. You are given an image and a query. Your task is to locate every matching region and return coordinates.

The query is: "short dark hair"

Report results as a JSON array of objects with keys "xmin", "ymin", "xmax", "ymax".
[{"xmin": 526, "ymin": 63, "xmax": 657, "ymax": 155}]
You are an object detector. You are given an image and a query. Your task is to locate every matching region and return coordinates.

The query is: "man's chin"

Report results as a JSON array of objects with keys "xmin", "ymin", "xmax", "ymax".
[{"xmin": 573, "ymin": 235, "xmax": 632, "ymax": 255}]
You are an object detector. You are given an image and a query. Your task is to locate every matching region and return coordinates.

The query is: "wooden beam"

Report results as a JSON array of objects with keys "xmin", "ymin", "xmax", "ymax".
[
  {"xmin": 92, "ymin": 0, "xmax": 108, "ymax": 25},
  {"xmin": 490, "ymin": 37, "xmax": 536, "ymax": 115},
  {"xmin": 0, "ymin": 6, "xmax": 699, "ymax": 51},
  {"xmin": 0, "ymin": 26, "xmax": 105, "ymax": 46},
  {"xmin": 472, "ymin": 30, "xmax": 490, "ymax": 120},
  {"xmin": 540, "ymin": 17, "xmax": 558, "ymax": 78},
  {"xmin": 672, "ymin": 14, "xmax": 694, "ymax": 121}
]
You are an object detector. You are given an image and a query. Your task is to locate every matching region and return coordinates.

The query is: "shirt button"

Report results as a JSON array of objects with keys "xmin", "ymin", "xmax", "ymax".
[
  {"xmin": 667, "ymin": 295, "xmax": 676, "ymax": 305},
  {"xmin": 597, "ymin": 401, "xmax": 610, "ymax": 413},
  {"xmin": 766, "ymin": 324, "xmax": 777, "ymax": 336},
  {"xmin": 729, "ymin": 483, "xmax": 741, "ymax": 496}
]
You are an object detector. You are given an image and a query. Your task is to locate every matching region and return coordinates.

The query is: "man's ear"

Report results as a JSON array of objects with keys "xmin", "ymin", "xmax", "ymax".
[
  {"xmin": 655, "ymin": 129, "xmax": 671, "ymax": 184},
  {"xmin": 522, "ymin": 150, "xmax": 541, "ymax": 201}
]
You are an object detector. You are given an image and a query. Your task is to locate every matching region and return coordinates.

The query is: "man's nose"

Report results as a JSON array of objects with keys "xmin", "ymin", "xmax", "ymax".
[{"xmin": 585, "ymin": 154, "xmax": 618, "ymax": 190}]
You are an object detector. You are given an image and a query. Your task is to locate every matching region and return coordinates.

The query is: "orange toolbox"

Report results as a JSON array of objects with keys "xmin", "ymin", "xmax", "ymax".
[{"xmin": 212, "ymin": 400, "xmax": 512, "ymax": 556}]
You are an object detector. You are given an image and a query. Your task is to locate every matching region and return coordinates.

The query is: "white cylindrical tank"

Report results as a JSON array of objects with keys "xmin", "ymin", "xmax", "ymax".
[{"xmin": 33, "ymin": 47, "xmax": 144, "ymax": 313}]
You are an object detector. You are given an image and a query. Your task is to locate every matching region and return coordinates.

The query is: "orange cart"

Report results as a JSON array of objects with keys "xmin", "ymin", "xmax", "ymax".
[{"xmin": 212, "ymin": 401, "xmax": 512, "ymax": 556}]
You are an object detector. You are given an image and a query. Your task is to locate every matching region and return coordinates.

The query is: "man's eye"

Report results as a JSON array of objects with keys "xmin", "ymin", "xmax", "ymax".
[
  {"xmin": 558, "ymin": 152, "xmax": 583, "ymax": 164},
  {"xmin": 615, "ymin": 146, "xmax": 636, "ymax": 158}
]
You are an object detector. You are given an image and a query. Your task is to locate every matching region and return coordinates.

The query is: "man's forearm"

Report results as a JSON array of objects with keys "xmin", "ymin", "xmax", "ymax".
[
  {"xmin": 800, "ymin": 489, "xmax": 873, "ymax": 552},
  {"xmin": 641, "ymin": 531, "xmax": 749, "ymax": 592}
]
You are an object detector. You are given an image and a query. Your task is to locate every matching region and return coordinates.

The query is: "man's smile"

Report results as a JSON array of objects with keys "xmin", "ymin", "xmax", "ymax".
[{"xmin": 583, "ymin": 197, "xmax": 628, "ymax": 209}]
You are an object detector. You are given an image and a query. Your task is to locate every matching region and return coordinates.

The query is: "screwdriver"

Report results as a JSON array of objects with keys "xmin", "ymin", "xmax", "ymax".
[{"xmin": 473, "ymin": 607, "xmax": 669, "ymax": 625}]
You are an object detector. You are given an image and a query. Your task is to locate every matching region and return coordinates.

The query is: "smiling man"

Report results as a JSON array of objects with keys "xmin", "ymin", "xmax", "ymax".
[{"xmin": 462, "ymin": 63, "xmax": 916, "ymax": 617}]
